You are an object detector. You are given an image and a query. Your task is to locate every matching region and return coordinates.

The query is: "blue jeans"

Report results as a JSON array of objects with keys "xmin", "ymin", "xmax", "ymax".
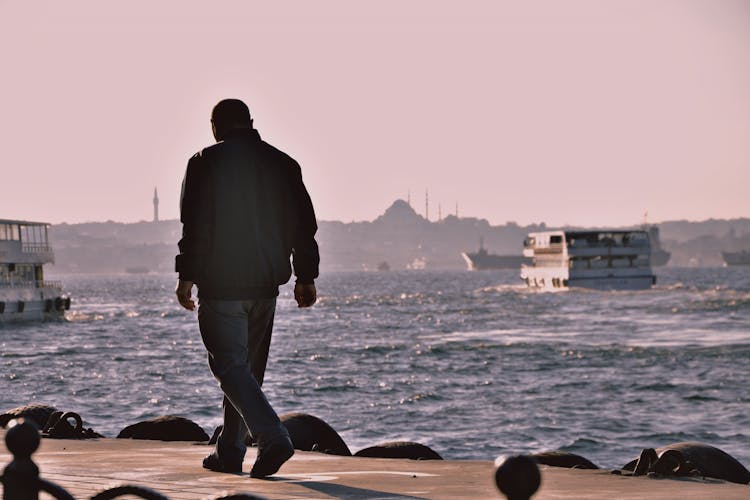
[{"xmin": 198, "ymin": 298, "xmax": 288, "ymax": 463}]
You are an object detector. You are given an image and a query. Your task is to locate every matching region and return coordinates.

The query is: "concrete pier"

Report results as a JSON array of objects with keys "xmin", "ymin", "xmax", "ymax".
[{"xmin": 1, "ymin": 430, "xmax": 748, "ymax": 499}]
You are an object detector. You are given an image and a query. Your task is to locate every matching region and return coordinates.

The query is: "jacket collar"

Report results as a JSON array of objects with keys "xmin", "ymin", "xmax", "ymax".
[{"xmin": 222, "ymin": 128, "xmax": 260, "ymax": 142}]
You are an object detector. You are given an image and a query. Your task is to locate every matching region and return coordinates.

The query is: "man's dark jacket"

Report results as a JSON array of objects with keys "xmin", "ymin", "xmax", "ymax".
[{"xmin": 176, "ymin": 128, "xmax": 319, "ymax": 299}]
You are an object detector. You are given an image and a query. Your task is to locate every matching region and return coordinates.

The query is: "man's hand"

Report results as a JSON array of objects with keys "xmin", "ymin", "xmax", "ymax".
[
  {"xmin": 294, "ymin": 283, "xmax": 316, "ymax": 308},
  {"xmin": 176, "ymin": 279, "xmax": 196, "ymax": 311}
]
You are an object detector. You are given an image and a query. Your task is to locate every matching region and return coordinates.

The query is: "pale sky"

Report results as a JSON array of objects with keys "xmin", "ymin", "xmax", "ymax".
[{"xmin": 1, "ymin": 0, "xmax": 748, "ymax": 227}]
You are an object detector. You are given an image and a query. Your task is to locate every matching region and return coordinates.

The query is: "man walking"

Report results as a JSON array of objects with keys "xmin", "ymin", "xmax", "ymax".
[{"xmin": 176, "ymin": 99, "xmax": 319, "ymax": 478}]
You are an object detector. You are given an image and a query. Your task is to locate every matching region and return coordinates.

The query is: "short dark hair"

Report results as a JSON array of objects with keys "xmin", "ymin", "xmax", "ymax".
[{"xmin": 211, "ymin": 99, "xmax": 252, "ymax": 131}]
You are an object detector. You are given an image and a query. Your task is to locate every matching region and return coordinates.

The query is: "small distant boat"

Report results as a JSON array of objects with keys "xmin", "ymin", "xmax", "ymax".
[
  {"xmin": 407, "ymin": 257, "xmax": 427, "ymax": 270},
  {"xmin": 1, "ymin": 219, "xmax": 70, "ymax": 322},
  {"xmin": 376, "ymin": 261, "xmax": 391, "ymax": 272},
  {"xmin": 722, "ymin": 250, "xmax": 750, "ymax": 266},
  {"xmin": 125, "ymin": 266, "xmax": 150, "ymax": 274},
  {"xmin": 520, "ymin": 230, "xmax": 656, "ymax": 290},
  {"xmin": 462, "ymin": 237, "xmax": 530, "ymax": 270}
]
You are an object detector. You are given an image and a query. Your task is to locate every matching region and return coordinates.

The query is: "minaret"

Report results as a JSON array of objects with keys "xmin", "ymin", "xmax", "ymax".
[
  {"xmin": 153, "ymin": 187, "xmax": 159, "ymax": 222},
  {"xmin": 425, "ymin": 189, "xmax": 429, "ymax": 221}
]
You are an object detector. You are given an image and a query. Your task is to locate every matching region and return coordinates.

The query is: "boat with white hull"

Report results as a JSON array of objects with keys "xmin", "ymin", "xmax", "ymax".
[
  {"xmin": 1, "ymin": 219, "xmax": 70, "ymax": 323},
  {"xmin": 520, "ymin": 230, "xmax": 656, "ymax": 290}
]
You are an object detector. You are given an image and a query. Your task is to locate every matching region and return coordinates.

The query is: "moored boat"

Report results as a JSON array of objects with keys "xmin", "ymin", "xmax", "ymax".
[
  {"xmin": 645, "ymin": 225, "xmax": 670, "ymax": 266},
  {"xmin": 722, "ymin": 250, "xmax": 750, "ymax": 266},
  {"xmin": 520, "ymin": 230, "xmax": 656, "ymax": 290},
  {"xmin": 462, "ymin": 237, "xmax": 531, "ymax": 270},
  {"xmin": 0, "ymin": 219, "xmax": 70, "ymax": 322}
]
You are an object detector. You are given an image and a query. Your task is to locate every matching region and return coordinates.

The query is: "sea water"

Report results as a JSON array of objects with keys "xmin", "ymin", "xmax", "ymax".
[{"xmin": 2, "ymin": 268, "xmax": 749, "ymax": 469}]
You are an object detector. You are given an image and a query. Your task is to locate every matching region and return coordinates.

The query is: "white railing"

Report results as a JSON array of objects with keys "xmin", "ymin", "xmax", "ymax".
[
  {"xmin": 0, "ymin": 280, "xmax": 62, "ymax": 289},
  {"xmin": 21, "ymin": 243, "xmax": 53, "ymax": 254},
  {"xmin": 39, "ymin": 280, "xmax": 62, "ymax": 289}
]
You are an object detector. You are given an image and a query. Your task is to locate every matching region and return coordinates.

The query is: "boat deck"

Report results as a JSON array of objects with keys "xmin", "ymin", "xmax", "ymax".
[{"xmin": 1, "ymin": 431, "xmax": 748, "ymax": 499}]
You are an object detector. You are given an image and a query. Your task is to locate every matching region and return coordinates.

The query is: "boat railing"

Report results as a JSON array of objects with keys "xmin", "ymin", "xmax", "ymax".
[
  {"xmin": 567, "ymin": 246, "xmax": 650, "ymax": 258},
  {"xmin": 39, "ymin": 280, "xmax": 62, "ymax": 289},
  {"xmin": 0, "ymin": 280, "xmax": 62, "ymax": 289},
  {"xmin": 567, "ymin": 239, "xmax": 648, "ymax": 249},
  {"xmin": 21, "ymin": 243, "xmax": 53, "ymax": 254}
]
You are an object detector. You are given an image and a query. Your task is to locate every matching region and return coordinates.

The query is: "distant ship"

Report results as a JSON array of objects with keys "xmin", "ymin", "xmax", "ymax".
[
  {"xmin": 462, "ymin": 237, "xmax": 531, "ymax": 270},
  {"xmin": 645, "ymin": 225, "xmax": 670, "ymax": 266},
  {"xmin": 125, "ymin": 266, "xmax": 150, "ymax": 274},
  {"xmin": 722, "ymin": 250, "xmax": 750, "ymax": 266},
  {"xmin": 407, "ymin": 257, "xmax": 427, "ymax": 270}
]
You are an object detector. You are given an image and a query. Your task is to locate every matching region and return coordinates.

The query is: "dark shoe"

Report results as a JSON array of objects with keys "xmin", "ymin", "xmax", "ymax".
[
  {"xmin": 250, "ymin": 436, "xmax": 294, "ymax": 478},
  {"xmin": 203, "ymin": 452, "xmax": 242, "ymax": 473}
]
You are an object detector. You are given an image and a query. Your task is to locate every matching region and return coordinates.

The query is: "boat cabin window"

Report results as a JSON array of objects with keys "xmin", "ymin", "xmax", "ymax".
[
  {"xmin": 13, "ymin": 264, "xmax": 34, "ymax": 283},
  {"xmin": 627, "ymin": 232, "xmax": 649, "ymax": 246},
  {"xmin": 20, "ymin": 224, "xmax": 46, "ymax": 245},
  {"xmin": 0, "ymin": 224, "xmax": 20, "ymax": 241},
  {"xmin": 598, "ymin": 233, "xmax": 615, "ymax": 245},
  {"xmin": 567, "ymin": 237, "xmax": 584, "ymax": 247},
  {"xmin": 550, "ymin": 235, "xmax": 563, "ymax": 244}
]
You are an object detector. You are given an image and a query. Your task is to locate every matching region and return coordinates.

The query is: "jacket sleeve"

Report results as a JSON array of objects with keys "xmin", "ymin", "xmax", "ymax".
[
  {"xmin": 290, "ymin": 163, "xmax": 320, "ymax": 284},
  {"xmin": 175, "ymin": 152, "xmax": 212, "ymax": 282}
]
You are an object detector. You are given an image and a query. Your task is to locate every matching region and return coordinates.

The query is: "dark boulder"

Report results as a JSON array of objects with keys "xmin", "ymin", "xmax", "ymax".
[
  {"xmin": 622, "ymin": 442, "xmax": 750, "ymax": 485},
  {"xmin": 117, "ymin": 415, "xmax": 209, "ymax": 442},
  {"xmin": 355, "ymin": 441, "xmax": 443, "ymax": 460},
  {"xmin": 0, "ymin": 404, "xmax": 58, "ymax": 429},
  {"xmin": 280, "ymin": 412, "xmax": 351, "ymax": 456},
  {"xmin": 531, "ymin": 450, "xmax": 598, "ymax": 469},
  {"xmin": 208, "ymin": 413, "xmax": 350, "ymax": 455}
]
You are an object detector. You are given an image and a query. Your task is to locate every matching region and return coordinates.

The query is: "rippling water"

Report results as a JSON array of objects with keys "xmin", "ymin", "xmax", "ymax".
[{"xmin": 2, "ymin": 268, "xmax": 749, "ymax": 469}]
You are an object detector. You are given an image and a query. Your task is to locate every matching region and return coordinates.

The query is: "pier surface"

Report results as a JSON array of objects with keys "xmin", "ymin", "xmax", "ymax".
[{"xmin": 1, "ymin": 431, "xmax": 748, "ymax": 499}]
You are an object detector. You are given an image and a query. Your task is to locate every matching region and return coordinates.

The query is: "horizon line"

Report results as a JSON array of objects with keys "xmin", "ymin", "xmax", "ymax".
[{"xmin": 49, "ymin": 214, "xmax": 750, "ymax": 228}]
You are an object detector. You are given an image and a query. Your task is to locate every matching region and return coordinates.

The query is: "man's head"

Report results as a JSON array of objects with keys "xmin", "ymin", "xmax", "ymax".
[{"xmin": 211, "ymin": 99, "xmax": 253, "ymax": 141}]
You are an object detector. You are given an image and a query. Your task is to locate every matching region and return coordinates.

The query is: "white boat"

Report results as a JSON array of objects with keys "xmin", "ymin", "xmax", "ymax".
[
  {"xmin": 520, "ymin": 230, "xmax": 656, "ymax": 290},
  {"xmin": 0, "ymin": 219, "xmax": 70, "ymax": 322}
]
